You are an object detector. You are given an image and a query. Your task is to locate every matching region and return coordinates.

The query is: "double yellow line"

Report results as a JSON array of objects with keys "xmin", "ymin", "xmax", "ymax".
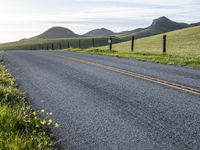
[{"xmin": 53, "ymin": 54, "xmax": 200, "ymax": 96}]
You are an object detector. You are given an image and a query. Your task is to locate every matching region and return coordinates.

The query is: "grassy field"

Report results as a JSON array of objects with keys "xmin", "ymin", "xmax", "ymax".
[
  {"xmin": 99, "ymin": 26, "xmax": 200, "ymax": 57},
  {"xmin": 0, "ymin": 63, "xmax": 58, "ymax": 149},
  {"xmin": 0, "ymin": 36, "xmax": 123, "ymax": 50}
]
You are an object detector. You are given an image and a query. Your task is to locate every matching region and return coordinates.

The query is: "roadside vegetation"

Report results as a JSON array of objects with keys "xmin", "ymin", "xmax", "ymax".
[
  {"xmin": 65, "ymin": 48, "xmax": 200, "ymax": 68},
  {"xmin": 0, "ymin": 64, "xmax": 58, "ymax": 149}
]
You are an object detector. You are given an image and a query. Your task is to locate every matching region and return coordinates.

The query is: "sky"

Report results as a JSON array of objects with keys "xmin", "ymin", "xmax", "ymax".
[{"xmin": 0, "ymin": 0, "xmax": 199, "ymax": 43}]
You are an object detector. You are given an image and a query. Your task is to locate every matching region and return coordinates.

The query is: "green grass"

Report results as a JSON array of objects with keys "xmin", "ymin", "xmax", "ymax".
[
  {"xmin": 65, "ymin": 48, "xmax": 200, "ymax": 68},
  {"xmin": 0, "ymin": 65, "xmax": 57, "ymax": 149},
  {"xmin": 99, "ymin": 26, "xmax": 200, "ymax": 57}
]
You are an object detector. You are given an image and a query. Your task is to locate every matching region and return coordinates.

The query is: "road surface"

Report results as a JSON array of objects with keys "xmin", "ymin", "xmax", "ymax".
[{"xmin": 2, "ymin": 50, "xmax": 200, "ymax": 150}]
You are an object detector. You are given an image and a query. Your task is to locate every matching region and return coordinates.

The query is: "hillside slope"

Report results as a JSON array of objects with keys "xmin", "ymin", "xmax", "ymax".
[{"xmin": 100, "ymin": 26, "xmax": 200, "ymax": 56}]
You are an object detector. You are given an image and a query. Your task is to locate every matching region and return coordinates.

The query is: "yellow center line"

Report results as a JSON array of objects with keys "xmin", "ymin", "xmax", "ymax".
[{"xmin": 53, "ymin": 54, "xmax": 200, "ymax": 96}]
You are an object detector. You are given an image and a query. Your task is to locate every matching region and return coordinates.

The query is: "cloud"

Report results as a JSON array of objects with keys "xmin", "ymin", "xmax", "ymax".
[
  {"xmin": 0, "ymin": 0, "xmax": 199, "ymax": 43},
  {"xmin": 76, "ymin": 0, "xmax": 199, "ymax": 5}
]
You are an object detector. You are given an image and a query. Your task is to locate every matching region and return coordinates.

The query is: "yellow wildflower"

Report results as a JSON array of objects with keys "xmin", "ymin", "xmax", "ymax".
[
  {"xmin": 48, "ymin": 119, "xmax": 53, "ymax": 125},
  {"xmin": 41, "ymin": 109, "xmax": 45, "ymax": 113},
  {"xmin": 40, "ymin": 120, "xmax": 46, "ymax": 125},
  {"xmin": 55, "ymin": 123, "xmax": 59, "ymax": 128},
  {"xmin": 33, "ymin": 112, "xmax": 37, "ymax": 116}
]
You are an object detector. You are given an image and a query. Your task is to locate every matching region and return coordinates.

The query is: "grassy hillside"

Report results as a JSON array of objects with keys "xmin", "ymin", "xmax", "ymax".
[
  {"xmin": 0, "ymin": 36, "xmax": 124, "ymax": 50},
  {"xmin": 65, "ymin": 26, "xmax": 200, "ymax": 68},
  {"xmin": 99, "ymin": 26, "xmax": 200, "ymax": 56},
  {"xmin": 0, "ymin": 17, "xmax": 193, "ymax": 51}
]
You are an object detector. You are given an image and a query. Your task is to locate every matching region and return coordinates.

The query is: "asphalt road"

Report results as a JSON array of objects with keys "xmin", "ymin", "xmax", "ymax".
[{"xmin": 2, "ymin": 50, "xmax": 200, "ymax": 150}]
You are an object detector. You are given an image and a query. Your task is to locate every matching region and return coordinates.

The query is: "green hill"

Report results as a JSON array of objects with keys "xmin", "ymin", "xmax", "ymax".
[
  {"xmin": 99, "ymin": 26, "xmax": 200, "ymax": 57},
  {"xmin": 33, "ymin": 26, "xmax": 81, "ymax": 39},
  {"xmin": 84, "ymin": 28, "xmax": 115, "ymax": 37}
]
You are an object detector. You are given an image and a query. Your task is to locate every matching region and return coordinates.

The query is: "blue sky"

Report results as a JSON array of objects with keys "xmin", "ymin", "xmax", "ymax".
[{"xmin": 0, "ymin": 0, "xmax": 199, "ymax": 43}]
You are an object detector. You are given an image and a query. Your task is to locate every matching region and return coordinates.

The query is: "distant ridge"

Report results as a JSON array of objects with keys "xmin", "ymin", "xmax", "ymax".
[
  {"xmin": 84, "ymin": 28, "xmax": 115, "ymax": 37},
  {"xmin": 117, "ymin": 16, "xmax": 190, "ymax": 40},
  {"xmin": 33, "ymin": 27, "xmax": 81, "ymax": 39},
  {"xmin": 150, "ymin": 16, "xmax": 188, "ymax": 32},
  {"xmin": 190, "ymin": 22, "xmax": 200, "ymax": 27}
]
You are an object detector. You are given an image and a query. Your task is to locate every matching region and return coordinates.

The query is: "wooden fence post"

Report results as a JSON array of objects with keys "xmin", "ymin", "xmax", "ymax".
[
  {"xmin": 163, "ymin": 35, "xmax": 167, "ymax": 54},
  {"xmin": 52, "ymin": 43, "xmax": 54, "ymax": 50},
  {"xmin": 59, "ymin": 43, "xmax": 62, "ymax": 49},
  {"xmin": 131, "ymin": 36, "xmax": 135, "ymax": 52},
  {"xmin": 109, "ymin": 37, "xmax": 112, "ymax": 51},
  {"xmin": 79, "ymin": 40, "xmax": 81, "ymax": 49},
  {"xmin": 67, "ymin": 42, "xmax": 70, "ymax": 48},
  {"xmin": 92, "ymin": 38, "xmax": 95, "ymax": 47}
]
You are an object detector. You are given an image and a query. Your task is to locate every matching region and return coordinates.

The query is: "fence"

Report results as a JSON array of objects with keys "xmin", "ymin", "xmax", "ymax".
[
  {"xmin": 1, "ymin": 25, "xmax": 199, "ymax": 57},
  {"xmin": 26, "ymin": 37, "xmax": 124, "ymax": 51},
  {"xmin": 21, "ymin": 34, "xmax": 169, "ymax": 55}
]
